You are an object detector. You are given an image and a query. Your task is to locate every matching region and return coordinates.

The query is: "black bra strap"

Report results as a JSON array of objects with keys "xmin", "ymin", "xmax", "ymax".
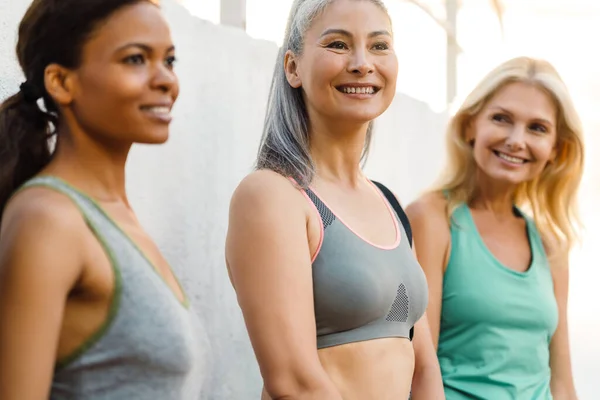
[
  {"xmin": 371, "ymin": 180, "xmax": 413, "ymax": 248},
  {"xmin": 371, "ymin": 180, "xmax": 416, "ymax": 341}
]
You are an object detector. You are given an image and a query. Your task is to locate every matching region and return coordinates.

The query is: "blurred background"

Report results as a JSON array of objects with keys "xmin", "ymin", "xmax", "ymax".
[{"xmin": 1, "ymin": 0, "xmax": 598, "ymax": 398}]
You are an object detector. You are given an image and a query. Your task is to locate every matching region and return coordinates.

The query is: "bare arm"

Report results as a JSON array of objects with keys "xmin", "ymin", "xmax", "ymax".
[
  {"xmin": 409, "ymin": 236, "xmax": 445, "ymax": 399},
  {"xmin": 226, "ymin": 171, "xmax": 341, "ymax": 400},
  {"xmin": 548, "ymin": 249, "xmax": 578, "ymax": 400},
  {"xmin": 0, "ymin": 191, "xmax": 85, "ymax": 399},
  {"xmin": 405, "ymin": 193, "xmax": 451, "ymax": 350},
  {"xmin": 411, "ymin": 310, "xmax": 445, "ymax": 399}
]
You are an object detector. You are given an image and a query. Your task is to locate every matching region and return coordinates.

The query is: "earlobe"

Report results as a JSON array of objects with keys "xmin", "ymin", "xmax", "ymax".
[
  {"xmin": 44, "ymin": 64, "xmax": 75, "ymax": 106},
  {"xmin": 464, "ymin": 120, "xmax": 475, "ymax": 146},
  {"xmin": 284, "ymin": 50, "xmax": 302, "ymax": 88}
]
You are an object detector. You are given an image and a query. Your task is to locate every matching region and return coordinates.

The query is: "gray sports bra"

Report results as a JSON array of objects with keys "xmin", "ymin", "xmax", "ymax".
[{"xmin": 302, "ymin": 181, "xmax": 428, "ymax": 349}]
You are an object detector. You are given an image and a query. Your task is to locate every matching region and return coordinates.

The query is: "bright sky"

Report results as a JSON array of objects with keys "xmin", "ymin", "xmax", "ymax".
[{"xmin": 183, "ymin": 0, "xmax": 600, "ymax": 394}]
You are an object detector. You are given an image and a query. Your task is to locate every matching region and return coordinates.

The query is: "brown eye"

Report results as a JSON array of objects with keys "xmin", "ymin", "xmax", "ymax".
[
  {"xmin": 372, "ymin": 42, "xmax": 389, "ymax": 51},
  {"xmin": 327, "ymin": 41, "xmax": 348, "ymax": 50},
  {"xmin": 124, "ymin": 54, "xmax": 145, "ymax": 65},
  {"xmin": 165, "ymin": 55, "xmax": 177, "ymax": 69}
]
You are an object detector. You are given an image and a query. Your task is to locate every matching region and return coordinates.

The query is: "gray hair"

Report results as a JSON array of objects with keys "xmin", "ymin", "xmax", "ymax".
[{"xmin": 255, "ymin": 0, "xmax": 389, "ymax": 188}]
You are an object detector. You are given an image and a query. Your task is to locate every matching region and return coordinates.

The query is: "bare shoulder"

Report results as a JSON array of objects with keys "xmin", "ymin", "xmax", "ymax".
[
  {"xmin": 229, "ymin": 169, "xmax": 307, "ymax": 214},
  {"xmin": 405, "ymin": 191, "xmax": 448, "ymax": 226},
  {"xmin": 2, "ymin": 186, "xmax": 88, "ymax": 238},
  {"xmin": 541, "ymin": 234, "xmax": 570, "ymax": 275},
  {"xmin": 1, "ymin": 186, "xmax": 88, "ymax": 279}
]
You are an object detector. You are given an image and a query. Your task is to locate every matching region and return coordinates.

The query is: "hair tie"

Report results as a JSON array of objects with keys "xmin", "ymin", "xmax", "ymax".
[{"xmin": 19, "ymin": 81, "xmax": 42, "ymax": 103}]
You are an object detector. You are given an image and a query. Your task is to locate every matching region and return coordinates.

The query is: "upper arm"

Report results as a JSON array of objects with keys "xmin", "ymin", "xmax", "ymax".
[
  {"xmin": 405, "ymin": 193, "xmax": 450, "ymax": 350},
  {"xmin": 225, "ymin": 171, "xmax": 336, "ymax": 398},
  {"xmin": 0, "ymin": 191, "xmax": 85, "ymax": 400},
  {"xmin": 548, "ymin": 247, "xmax": 577, "ymax": 398}
]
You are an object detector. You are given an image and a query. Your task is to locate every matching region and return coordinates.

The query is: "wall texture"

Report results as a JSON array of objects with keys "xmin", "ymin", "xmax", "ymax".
[{"xmin": 0, "ymin": 1, "xmax": 446, "ymax": 398}]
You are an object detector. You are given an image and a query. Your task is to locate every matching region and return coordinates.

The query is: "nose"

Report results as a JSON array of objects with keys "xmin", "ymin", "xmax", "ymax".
[
  {"xmin": 347, "ymin": 48, "xmax": 374, "ymax": 76},
  {"xmin": 505, "ymin": 125, "xmax": 526, "ymax": 151},
  {"xmin": 152, "ymin": 62, "xmax": 178, "ymax": 93}
]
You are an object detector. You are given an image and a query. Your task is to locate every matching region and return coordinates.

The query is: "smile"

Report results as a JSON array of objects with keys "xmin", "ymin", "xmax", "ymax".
[
  {"xmin": 335, "ymin": 85, "xmax": 380, "ymax": 96},
  {"xmin": 493, "ymin": 150, "xmax": 528, "ymax": 164},
  {"xmin": 140, "ymin": 105, "xmax": 172, "ymax": 123}
]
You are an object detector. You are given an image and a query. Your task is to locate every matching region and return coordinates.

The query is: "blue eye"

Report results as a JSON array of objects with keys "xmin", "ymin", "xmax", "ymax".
[
  {"xmin": 491, "ymin": 113, "xmax": 510, "ymax": 123},
  {"xmin": 529, "ymin": 123, "xmax": 548, "ymax": 133}
]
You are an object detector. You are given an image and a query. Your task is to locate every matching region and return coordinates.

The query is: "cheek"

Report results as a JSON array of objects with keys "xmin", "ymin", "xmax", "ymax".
[
  {"xmin": 532, "ymin": 141, "xmax": 557, "ymax": 164},
  {"xmin": 379, "ymin": 55, "xmax": 398, "ymax": 91},
  {"xmin": 76, "ymin": 66, "xmax": 147, "ymax": 131},
  {"xmin": 301, "ymin": 53, "xmax": 343, "ymax": 88}
]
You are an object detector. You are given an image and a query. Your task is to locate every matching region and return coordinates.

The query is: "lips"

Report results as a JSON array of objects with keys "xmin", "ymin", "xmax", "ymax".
[
  {"xmin": 493, "ymin": 150, "xmax": 529, "ymax": 164},
  {"xmin": 335, "ymin": 84, "xmax": 381, "ymax": 95},
  {"xmin": 140, "ymin": 104, "xmax": 172, "ymax": 122}
]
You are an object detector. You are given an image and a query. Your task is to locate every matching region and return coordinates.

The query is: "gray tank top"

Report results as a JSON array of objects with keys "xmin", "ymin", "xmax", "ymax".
[
  {"xmin": 19, "ymin": 176, "xmax": 206, "ymax": 399},
  {"xmin": 302, "ymin": 181, "xmax": 428, "ymax": 349}
]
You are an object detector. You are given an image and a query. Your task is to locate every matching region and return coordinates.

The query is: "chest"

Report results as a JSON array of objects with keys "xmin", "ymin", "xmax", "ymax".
[
  {"xmin": 470, "ymin": 210, "xmax": 532, "ymax": 273},
  {"xmin": 442, "ymin": 248, "xmax": 558, "ymax": 335},
  {"xmin": 312, "ymin": 222, "xmax": 428, "ymax": 333}
]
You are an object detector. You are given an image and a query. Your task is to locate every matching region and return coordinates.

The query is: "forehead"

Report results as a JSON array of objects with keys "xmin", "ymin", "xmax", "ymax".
[
  {"xmin": 307, "ymin": 0, "xmax": 392, "ymax": 38},
  {"xmin": 82, "ymin": 2, "xmax": 172, "ymax": 57},
  {"xmin": 485, "ymin": 81, "xmax": 556, "ymax": 122}
]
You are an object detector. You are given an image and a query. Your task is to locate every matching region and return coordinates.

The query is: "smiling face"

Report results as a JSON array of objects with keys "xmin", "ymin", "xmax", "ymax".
[
  {"xmin": 65, "ymin": 2, "xmax": 179, "ymax": 145},
  {"xmin": 284, "ymin": 0, "xmax": 398, "ymax": 125},
  {"xmin": 467, "ymin": 81, "xmax": 558, "ymax": 186}
]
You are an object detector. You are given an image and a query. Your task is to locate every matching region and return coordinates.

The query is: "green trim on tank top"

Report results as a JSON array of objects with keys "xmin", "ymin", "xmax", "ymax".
[
  {"xmin": 12, "ymin": 179, "xmax": 124, "ymax": 371},
  {"xmin": 14, "ymin": 175, "xmax": 190, "ymax": 372},
  {"xmin": 38, "ymin": 176, "xmax": 190, "ymax": 308}
]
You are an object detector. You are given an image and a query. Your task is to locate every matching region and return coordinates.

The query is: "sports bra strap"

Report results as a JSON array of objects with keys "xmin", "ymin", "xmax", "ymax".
[{"xmin": 371, "ymin": 180, "xmax": 413, "ymax": 248}]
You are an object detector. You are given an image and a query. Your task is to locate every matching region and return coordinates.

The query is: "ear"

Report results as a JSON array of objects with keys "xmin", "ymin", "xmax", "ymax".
[
  {"xmin": 44, "ymin": 63, "xmax": 77, "ymax": 107},
  {"xmin": 464, "ymin": 118, "xmax": 475, "ymax": 146},
  {"xmin": 284, "ymin": 50, "xmax": 302, "ymax": 89},
  {"xmin": 549, "ymin": 139, "xmax": 561, "ymax": 163}
]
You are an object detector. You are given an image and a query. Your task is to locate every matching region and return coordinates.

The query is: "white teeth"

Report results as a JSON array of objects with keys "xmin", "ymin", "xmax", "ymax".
[
  {"xmin": 144, "ymin": 106, "xmax": 170, "ymax": 114},
  {"xmin": 342, "ymin": 86, "xmax": 375, "ymax": 94},
  {"xmin": 497, "ymin": 152, "xmax": 525, "ymax": 164}
]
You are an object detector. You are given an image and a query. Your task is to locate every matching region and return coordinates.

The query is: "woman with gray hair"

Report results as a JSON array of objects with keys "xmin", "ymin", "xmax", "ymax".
[{"xmin": 226, "ymin": 0, "xmax": 444, "ymax": 399}]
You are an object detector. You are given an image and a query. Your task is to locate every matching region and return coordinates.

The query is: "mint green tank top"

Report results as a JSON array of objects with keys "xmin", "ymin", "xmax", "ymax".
[{"xmin": 438, "ymin": 203, "xmax": 558, "ymax": 400}]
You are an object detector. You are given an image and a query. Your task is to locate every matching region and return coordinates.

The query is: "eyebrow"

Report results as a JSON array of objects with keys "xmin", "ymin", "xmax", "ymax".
[
  {"xmin": 116, "ymin": 43, "xmax": 176, "ymax": 53},
  {"xmin": 319, "ymin": 28, "xmax": 391, "ymax": 38},
  {"xmin": 489, "ymin": 106, "xmax": 554, "ymax": 126}
]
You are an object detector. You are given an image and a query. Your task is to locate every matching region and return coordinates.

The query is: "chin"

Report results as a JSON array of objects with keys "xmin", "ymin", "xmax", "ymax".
[
  {"xmin": 342, "ymin": 110, "xmax": 385, "ymax": 124},
  {"xmin": 138, "ymin": 133, "xmax": 170, "ymax": 145},
  {"xmin": 484, "ymin": 169, "xmax": 531, "ymax": 186}
]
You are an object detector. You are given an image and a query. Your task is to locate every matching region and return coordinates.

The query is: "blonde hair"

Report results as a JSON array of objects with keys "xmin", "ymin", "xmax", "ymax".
[{"xmin": 435, "ymin": 56, "xmax": 585, "ymax": 253}]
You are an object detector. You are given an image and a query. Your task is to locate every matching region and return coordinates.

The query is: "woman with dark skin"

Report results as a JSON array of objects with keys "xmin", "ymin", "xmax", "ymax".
[{"xmin": 0, "ymin": 1, "xmax": 205, "ymax": 399}]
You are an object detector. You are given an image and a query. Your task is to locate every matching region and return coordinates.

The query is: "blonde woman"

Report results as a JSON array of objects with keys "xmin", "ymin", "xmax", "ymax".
[{"xmin": 407, "ymin": 57, "xmax": 583, "ymax": 400}]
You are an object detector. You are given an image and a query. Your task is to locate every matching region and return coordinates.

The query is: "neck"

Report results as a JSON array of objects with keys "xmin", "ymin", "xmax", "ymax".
[
  {"xmin": 470, "ymin": 169, "xmax": 517, "ymax": 218},
  {"xmin": 45, "ymin": 127, "xmax": 132, "ymax": 205},
  {"xmin": 309, "ymin": 117, "xmax": 370, "ymax": 188}
]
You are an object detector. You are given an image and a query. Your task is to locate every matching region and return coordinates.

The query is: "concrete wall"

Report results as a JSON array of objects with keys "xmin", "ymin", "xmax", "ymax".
[{"xmin": 0, "ymin": 1, "xmax": 447, "ymax": 398}]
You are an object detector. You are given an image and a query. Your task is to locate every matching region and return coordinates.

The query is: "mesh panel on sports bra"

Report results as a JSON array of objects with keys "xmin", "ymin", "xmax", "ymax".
[
  {"xmin": 386, "ymin": 283, "xmax": 409, "ymax": 322},
  {"xmin": 305, "ymin": 189, "xmax": 335, "ymax": 228}
]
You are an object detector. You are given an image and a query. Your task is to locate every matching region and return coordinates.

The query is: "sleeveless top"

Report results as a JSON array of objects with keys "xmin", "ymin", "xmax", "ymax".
[
  {"xmin": 19, "ymin": 176, "xmax": 207, "ymax": 400},
  {"xmin": 300, "ymin": 180, "xmax": 428, "ymax": 349},
  {"xmin": 438, "ymin": 203, "xmax": 558, "ymax": 400}
]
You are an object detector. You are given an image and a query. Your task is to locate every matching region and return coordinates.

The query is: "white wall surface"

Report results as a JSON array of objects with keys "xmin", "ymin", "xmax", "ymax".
[{"xmin": 0, "ymin": 1, "xmax": 446, "ymax": 398}]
